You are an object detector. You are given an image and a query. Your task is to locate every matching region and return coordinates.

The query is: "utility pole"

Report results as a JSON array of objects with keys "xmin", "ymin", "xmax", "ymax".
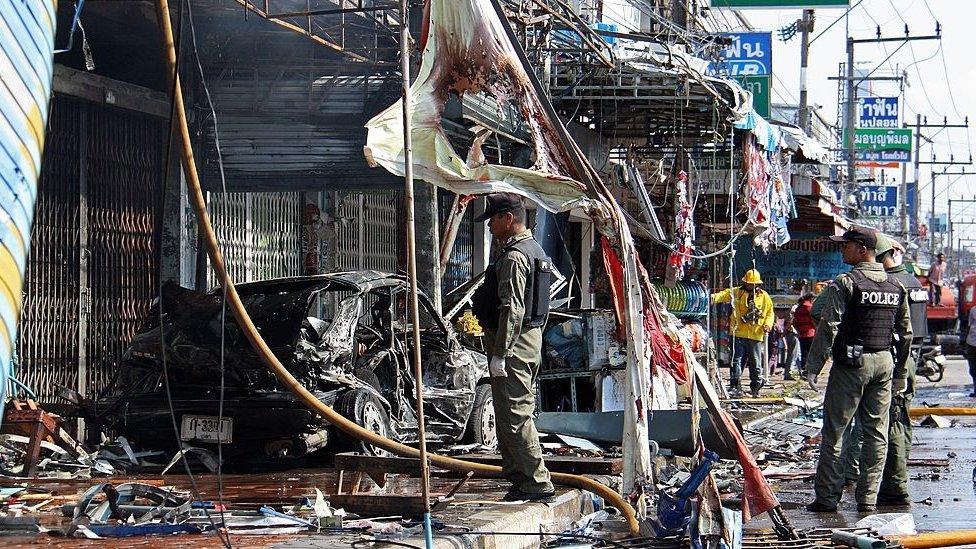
[
  {"xmin": 840, "ymin": 28, "xmax": 942, "ymax": 217},
  {"xmin": 928, "ymin": 166, "xmax": 975, "ymax": 259},
  {"xmin": 797, "ymin": 9, "xmax": 815, "ymax": 134}
]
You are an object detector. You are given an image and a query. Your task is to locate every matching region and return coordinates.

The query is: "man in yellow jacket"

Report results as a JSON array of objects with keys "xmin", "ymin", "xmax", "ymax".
[{"xmin": 711, "ymin": 269, "xmax": 775, "ymax": 396}]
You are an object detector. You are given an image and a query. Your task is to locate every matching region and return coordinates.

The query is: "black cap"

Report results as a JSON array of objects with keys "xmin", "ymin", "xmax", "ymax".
[
  {"xmin": 829, "ymin": 225, "xmax": 878, "ymax": 249},
  {"xmin": 474, "ymin": 192, "xmax": 523, "ymax": 222}
]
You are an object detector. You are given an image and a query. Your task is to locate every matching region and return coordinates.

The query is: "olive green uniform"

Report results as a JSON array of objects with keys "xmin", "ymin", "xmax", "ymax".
[
  {"xmin": 840, "ymin": 263, "xmax": 919, "ymax": 501},
  {"xmin": 484, "ymin": 229, "xmax": 553, "ymax": 494},
  {"xmin": 807, "ymin": 262, "xmax": 912, "ymax": 508}
]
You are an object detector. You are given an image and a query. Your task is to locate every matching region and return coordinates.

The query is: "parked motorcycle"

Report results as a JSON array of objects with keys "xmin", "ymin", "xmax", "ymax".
[{"xmin": 916, "ymin": 345, "xmax": 947, "ymax": 383}]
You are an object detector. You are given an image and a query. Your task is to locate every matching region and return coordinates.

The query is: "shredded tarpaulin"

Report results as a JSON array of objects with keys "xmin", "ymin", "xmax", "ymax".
[
  {"xmin": 601, "ymin": 238, "xmax": 687, "ymax": 384},
  {"xmin": 363, "ymin": 0, "xmax": 588, "ymax": 213},
  {"xmin": 716, "ymin": 409, "xmax": 778, "ymax": 521},
  {"xmin": 363, "ymin": 0, "xmax": 652, "ymax": 505},
  {"xmin": 665, "ymin": 170, "xmax": 694, "ymax": 286}
]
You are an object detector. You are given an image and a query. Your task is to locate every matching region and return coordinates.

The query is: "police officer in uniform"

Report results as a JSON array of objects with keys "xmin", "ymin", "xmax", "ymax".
[
  {"xmin": 838, "ymin": 233, "xmax": 927, "ymax": 505},
  {"xmin": 805, "ymin": 226, "xmax": 912, "ymax": 513},
  {"xmin": 471, "ymin": 193, "xmax": 555, "ymax": 502}
]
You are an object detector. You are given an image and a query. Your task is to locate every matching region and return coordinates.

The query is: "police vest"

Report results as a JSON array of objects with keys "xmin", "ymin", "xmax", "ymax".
[
  {"xmin": 888, "ymin": 267, "xmax": 928, "ymax": 340},
  {"xmin": 833, "ymin": 270, "xmax": 904, "ymax": 359},
  {"xmin": 472, "ymin": 237, "xmax": 553, "ymax": 332}
]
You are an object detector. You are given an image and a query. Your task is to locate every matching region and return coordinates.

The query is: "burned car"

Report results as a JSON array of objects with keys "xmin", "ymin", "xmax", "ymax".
[{"xmin": 96, "ymin": 271, "xmax": 495, "ymax": 465}]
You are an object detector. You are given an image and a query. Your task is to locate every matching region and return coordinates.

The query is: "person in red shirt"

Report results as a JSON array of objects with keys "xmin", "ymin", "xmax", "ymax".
[{"xmin": 791, "ymin": 293, "xmax": 817, "ymax": 375}]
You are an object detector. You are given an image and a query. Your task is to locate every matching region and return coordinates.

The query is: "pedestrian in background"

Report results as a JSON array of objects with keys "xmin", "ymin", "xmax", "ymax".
[
  {"xmin": 711, "ymin": 269, "xmax": 775, "ymax": 397},
  {"xmin": 928, "ymin": 253, "xmax": 946, "ymax": 305},
  {"xmin": 966, "ymin": 305, "xmax": 976, "ymax": 398},
  {"xmin": 792, "ymin": 293, "xmax": 817, "ymax": 375},
  {"xmin": 805, "ymin": 226, "xmax": 912, "ymax": 513}
]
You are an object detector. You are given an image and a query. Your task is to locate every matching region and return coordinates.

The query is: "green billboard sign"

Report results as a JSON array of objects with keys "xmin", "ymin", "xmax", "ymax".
[
  {"xmin": 711, "ymin": 0, "xmax": 850, "ymax": 8},
  {"xmin": 841, "ymin": 127, "xmax": 913, "ymax": 163},
  {"xmin": 737, "ymin": 75, "xmax": 770, "ymax": 119}
]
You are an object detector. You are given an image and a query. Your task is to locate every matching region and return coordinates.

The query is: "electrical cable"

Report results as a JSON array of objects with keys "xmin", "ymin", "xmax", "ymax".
[
  {"xmin": 53, "ymin": 0, "xmax": 86, "ymax": 53},
  {"xmin": 185, "ymin": 0, "xmax": 230, "ymax": 531},
  {"xmin": 154, "ymin": 1, "xmax": 232, "ymax": 547}
]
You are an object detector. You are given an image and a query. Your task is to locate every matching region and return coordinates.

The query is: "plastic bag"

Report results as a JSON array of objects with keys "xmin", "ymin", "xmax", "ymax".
[{"xmin": 854, "ymin": 512, "xmax": 917, "ymax": 536}]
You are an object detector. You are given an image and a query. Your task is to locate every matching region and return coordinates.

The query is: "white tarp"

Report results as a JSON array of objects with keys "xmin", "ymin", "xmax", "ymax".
[{"xmin": 363, "ymin": 0, "xmax": 589, "ymax": 213}]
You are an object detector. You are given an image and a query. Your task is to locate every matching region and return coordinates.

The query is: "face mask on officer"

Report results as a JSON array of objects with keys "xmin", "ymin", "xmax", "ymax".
[{"xmin": 891, "ymin": 249, "xmax": 904, "ymax": 267}]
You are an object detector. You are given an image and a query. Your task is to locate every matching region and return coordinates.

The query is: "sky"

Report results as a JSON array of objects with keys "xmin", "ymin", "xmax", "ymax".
[{"xmin": 716, "ymin": 0, "xmax": 976, "ymax": 238}]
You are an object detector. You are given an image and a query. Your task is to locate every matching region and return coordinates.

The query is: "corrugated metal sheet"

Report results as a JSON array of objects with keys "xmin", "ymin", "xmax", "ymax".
[
  {"xmin": 0, "ymin": 0, "xmax": 57, "ymax": 403},
  {"xmin": 201, "ymin": 72, "xmax": 404, "ymax": 192},
  {"xmin": 207, "ymin": 192, "xmax": 303, "ymax": 286}
]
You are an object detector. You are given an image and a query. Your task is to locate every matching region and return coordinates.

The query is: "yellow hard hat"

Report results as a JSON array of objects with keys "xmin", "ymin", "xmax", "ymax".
[{"xmin": 742, "ymin": 269, "xmax": 763, "ymax": 284}]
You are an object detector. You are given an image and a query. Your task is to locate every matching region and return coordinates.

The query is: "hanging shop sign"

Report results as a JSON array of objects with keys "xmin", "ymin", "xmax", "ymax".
[
  {"xmin": 857, "ymin": 97, "xmax": 899, "ymax": 128},
  {"xmin": 842, "ymin": 128, "xmax": 913, "ymax": 163},
  {"xmin": 738, "ymin": 75, "xmax": 771, "ymax": 118},
  {"xmin": 734, "ymin": 237, "xmax": 846, "ymax": 281},
  {"xmin": 859, "ymin": 185, "xmax": 898, "ymax": 217},
  {"xmin": 713, "ymin": 32, "xmax": 772, "ymax": 76},
  {"xmin": 711, "ymin": 0, "xmax": 850, "ymax": 8},
  {"xmin": 930, "ymin": 213, "xmax": 948, "ymax": 234}
]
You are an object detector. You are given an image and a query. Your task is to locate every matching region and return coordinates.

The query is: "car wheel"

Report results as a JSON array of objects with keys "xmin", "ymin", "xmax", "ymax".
[
  {"xmin": 336, "ymin": 388, "xmax": 392, "ymax": 457},
  {"xmin": 466, "ymin": 384, "xmax": 497, "ymax": 449}
]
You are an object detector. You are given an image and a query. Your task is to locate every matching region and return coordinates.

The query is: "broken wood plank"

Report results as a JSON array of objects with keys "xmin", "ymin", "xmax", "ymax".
[
  {"xmin": 333, "ymin": 452, "xmax": 458, "ymax": 477},
  {"xmin": 906, "ymin": 458, "xmax": 950, "ymax": 467},
  {"xmin": 326, "ymin": 494, "xmax": 447, "ymax": 518},
  {"xmin": 456, "ymin": 453, "xmax": 622, "ymax": 475}
]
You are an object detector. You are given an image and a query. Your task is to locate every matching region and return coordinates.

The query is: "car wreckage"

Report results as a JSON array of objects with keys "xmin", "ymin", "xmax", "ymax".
[{"xmin": 95, "ymin": 271, "xmax": 494, "ymax": 465}]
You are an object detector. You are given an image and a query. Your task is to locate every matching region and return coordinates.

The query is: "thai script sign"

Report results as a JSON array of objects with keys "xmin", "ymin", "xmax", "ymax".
[
  {"xmin": 843, "ymin": 128, "xmax": 913, "ymax": 163},
  {"xmin": 859, "ymin": 185, "xmax": 898, "ymax": 217},
  {"xmin": 858, "ymin": 97, "xmax": 899, "ymax": 128},
  {"xmin": 713, "ymin": 32, "xmax": 772, "ymax": 76}
]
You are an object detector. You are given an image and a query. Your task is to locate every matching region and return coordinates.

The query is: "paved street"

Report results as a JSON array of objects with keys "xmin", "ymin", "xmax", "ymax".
[{"xmin": 750, "ymin": 354, "xmax": 976, "ymax": 534}]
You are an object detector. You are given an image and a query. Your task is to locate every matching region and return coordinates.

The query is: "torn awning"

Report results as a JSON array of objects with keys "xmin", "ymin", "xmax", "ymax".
[{"xmin": 363, "ymin": 0, "xmax": 590, "ymax": 212}]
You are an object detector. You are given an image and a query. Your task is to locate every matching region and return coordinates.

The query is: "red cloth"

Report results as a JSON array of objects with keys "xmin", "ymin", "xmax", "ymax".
[
  {"xmin": 792, "ymin": 299, "xmax": 816, "ymax": 339},
  {"xmin": 717, "ymin": 409, "xmax": 779, "ymax": 521},
  {"xmin": 600, "ymin": 237, "xmax": 688, "ymax": 384}
]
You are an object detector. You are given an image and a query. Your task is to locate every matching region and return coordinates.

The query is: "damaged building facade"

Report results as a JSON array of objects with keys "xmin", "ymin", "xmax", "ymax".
[{"xmin": 13, "ymin": 0, "xmax": 846, "ymax": 435}]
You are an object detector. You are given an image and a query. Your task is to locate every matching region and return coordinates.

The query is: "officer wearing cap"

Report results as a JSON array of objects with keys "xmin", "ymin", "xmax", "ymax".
[
  {"xmin": 710, "ymin": 269, "xmax": 775, "ymax": 397},
  {"xmin": 805, "ymin": 226, "xmax": 912, "ymax": 513},
  {"xmin": 470, "ymin": 192, "xmax": 555, "ymax": 502},
  {"xmin": 839, "ymin": 233, "xmax": 927, "ymax": 506}
]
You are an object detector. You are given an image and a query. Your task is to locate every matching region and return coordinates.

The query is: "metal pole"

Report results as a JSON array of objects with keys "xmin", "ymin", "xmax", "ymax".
[
  {"xmin": 798, "ymin": 9, "xmax": 814, "ymax": 134},
  {"xmin": 845, "ymin": 36, "xmax": 856, "ymax": 215},
  {"xmin": 398, "ymin": 1, "xmax": 434, "ymax": 547},
  {"xmin": 930, "ymin": 170, "xmax": 936, "ymax": 258},
  {"xmin": 949, "ymin": 200, "xmax": 953, "ymax": 270},
  {"xmin": 913, "ymin": 113, "xmax": 921, "ymax": 240}
]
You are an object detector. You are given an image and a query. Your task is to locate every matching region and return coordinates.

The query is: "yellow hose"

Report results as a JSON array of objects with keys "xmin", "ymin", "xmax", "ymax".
[
  {"xmin": 153, "ymin": 0, "xmax": 639, "ymax": 535},
  {"xmin": 909, "ymin": 407, "xmax": 976, "ymax": 418},
  {"xmin": 894, "ymin": 530, "xmax": 976, "ymax": 548}
]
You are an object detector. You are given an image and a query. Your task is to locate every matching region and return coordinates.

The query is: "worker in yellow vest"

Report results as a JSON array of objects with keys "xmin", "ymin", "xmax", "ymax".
[{"xmin": 711, "ymin": 269, "xmax": 775, "ymax": 396}]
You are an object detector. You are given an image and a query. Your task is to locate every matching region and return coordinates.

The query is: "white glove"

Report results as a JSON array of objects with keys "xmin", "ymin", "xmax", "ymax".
[
  {"xmin": 892, "ymin": 378, "xmax": 908, "ymax": 395},
  {"xmin": 489, "ymin": 356, "xmax": 507, "ymax": 378},
  {"xmin": 806, "ymin": 373, "xmax": 818, "ymax": 391}
]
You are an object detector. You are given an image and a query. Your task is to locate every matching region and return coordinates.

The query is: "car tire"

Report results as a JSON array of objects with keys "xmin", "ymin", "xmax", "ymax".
[
  {"xmin": 466, "ymin": 384, "xmax": 497, "ymax": 450},
  {"xmin": 335, "ymin": 388, "xmax": 392, "ymax": 457}
]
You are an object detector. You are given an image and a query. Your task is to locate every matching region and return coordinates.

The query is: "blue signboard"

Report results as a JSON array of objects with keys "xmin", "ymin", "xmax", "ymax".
[
  {"xmin": 858, "ymin": 97, "xmax": 899, "ymax": 128},
  {"xmin": 712, "ymin": 32, "xmax": 772, "ymax": 76},
  {"xmin": 859, "ymin": 185, "xmax": 898, "ymax": 217},
  {"xmin": 734, "ymin": 236, "xmax": 845, "ymax": 280}
]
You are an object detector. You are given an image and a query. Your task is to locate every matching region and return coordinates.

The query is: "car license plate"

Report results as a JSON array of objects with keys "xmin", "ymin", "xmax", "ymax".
[{"xmin": 180, "ymin": 415, "xmax": 233, "ymax": 444}]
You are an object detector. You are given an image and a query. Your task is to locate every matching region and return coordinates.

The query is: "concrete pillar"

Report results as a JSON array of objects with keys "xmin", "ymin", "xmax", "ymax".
[
  {"xmin": 158, "ymin": 135, "xmax": 196, "ymax": 288},
  {"xmin": 414, "ymin": 182, "xmax": 442, "ymax": 312}
]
